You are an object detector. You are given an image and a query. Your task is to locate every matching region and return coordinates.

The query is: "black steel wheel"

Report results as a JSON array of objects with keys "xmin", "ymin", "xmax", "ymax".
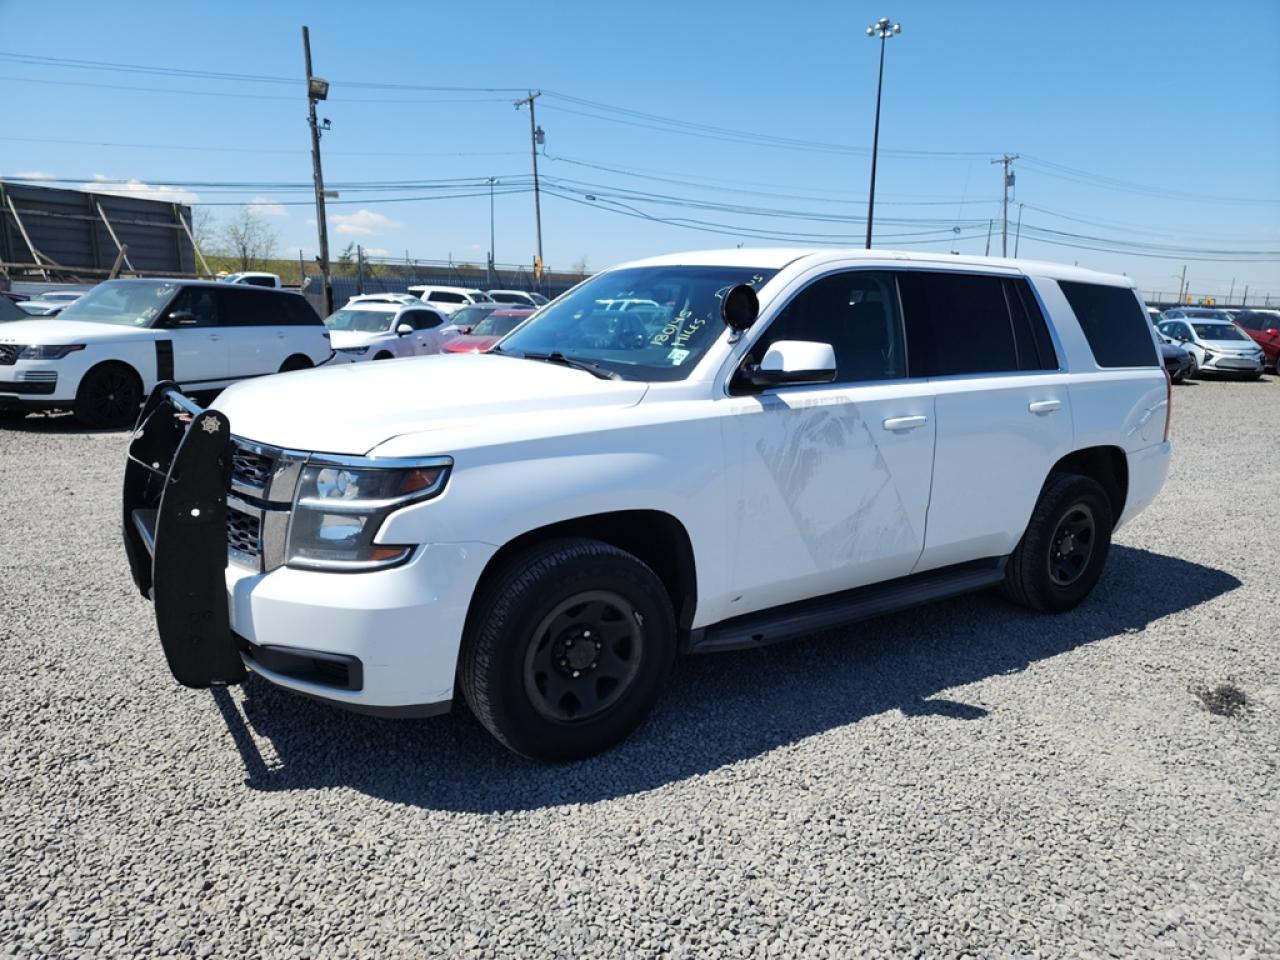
[
  {"xmin": 73, "ymin": 362, "xmax": 142, "ymax": 428},
  {"xmin": 523, "ymin": 590, "xmax": 644, "ymax": 723},
  {"xmin": 460, "ymin": 537, "xmax": 676, "ymax": 761},
  {"xmin": 1047, "ymin": 504, "xmax": 1096, "ymax": 587},
  {"xmin": 1003, "ymin": 473, "xmax": 1113, "ymax": 613}
]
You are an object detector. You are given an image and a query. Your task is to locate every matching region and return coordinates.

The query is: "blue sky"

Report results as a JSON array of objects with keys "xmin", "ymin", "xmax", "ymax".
[{"xmin": 2, "ymin": 0, "xmax": 1278, "ymax": 301}]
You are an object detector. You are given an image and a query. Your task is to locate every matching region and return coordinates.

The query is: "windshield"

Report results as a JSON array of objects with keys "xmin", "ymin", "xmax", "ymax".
[
  {"xmin": 324, "ymin": 307, "xmax": 395, "ymax": 333},
  {"xmin": 0, "ymin": 294, "xmax": 26, "ymax": 322},
  {"xmin": 1193, "ymin": 323, "xmax": 1248, "ymax": 341},
  {"xmin": 498, "ymin": 265, "xmax": 777, "ymax": 382},
  {"xmin": 472, "ymin": 313, "xmax": 528, "ymax": 338},
  {"xmin": 58, "ymin": 280, "xmax": 180, "ymax": 326},
  {"xmin": 450, "ymin": 305, "xmax": 496, "ymax": 328}
]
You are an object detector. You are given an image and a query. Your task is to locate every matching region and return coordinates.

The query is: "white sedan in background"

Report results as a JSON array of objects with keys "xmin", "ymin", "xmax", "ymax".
[
  {"xmin": 324, "ymin": 298, "xmax": 452, "ymax": 362},
  {"xmin": 1157, "ymin": 318, "xmax": 1265, "ymax": 378},
  {"xmin": 486, "ymin": 289, "xmax": 549, "ymax": 308}
]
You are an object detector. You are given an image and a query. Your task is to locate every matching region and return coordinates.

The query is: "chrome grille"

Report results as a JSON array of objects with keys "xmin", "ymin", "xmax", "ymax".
[
  {"xmin": 0, "ymin": 344, "xmax": 18, "ymax": 366},
  {"xmin": 227, "ymin": 508, "xmax": 262, "ymax": 563}
]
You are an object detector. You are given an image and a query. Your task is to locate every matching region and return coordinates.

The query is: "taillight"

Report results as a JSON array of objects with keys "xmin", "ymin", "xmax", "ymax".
[{"xmin": 1163, "ymin": 370, "xmax": 1172, "ymax": 442}]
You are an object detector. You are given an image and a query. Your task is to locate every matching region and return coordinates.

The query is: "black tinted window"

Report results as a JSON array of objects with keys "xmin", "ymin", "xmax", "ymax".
[
  {"xmin": 242, "ymin": 276, "xmax": 276, "ymax": 287},
  {"xmin": 167, "ymin": 287, "xmax": 219, "ymax": 327},
  {"xmin": 1005, "ymin": 279, "xmax": 1058, "ymax": 370},
  {"xmin": 216, "ymin": 288, "xmax": 294, "ymax": 327},
  {"xmin": 899, "ymin": 271, "xmax": 1019, "ymax": 376},
  {"xmin": 406, "ymin": 310, "xmax": 442, "ymax": 330},
  {"xmin": 1058, "ymin": 281, "xmax": 1157, "ymax": 368},
  {"xmin": 742, "ymin": 270, "xmax": 905, "ymax": 387},
  {"xmin": 429, "ymin": 291, "xmax": 465, "ymax": 304}
]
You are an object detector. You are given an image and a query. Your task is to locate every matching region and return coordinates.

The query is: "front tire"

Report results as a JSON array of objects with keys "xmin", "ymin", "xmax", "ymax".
[
  {"xmin": 73, "ymin": 362, "xmax": 142, "ymax": 428},
  {"xmin": 1002, "ymin": 473, "xmax": 1113, "ymax": 613},
  {"xmin": 459, "ymin": 537, "xmax": 676, "ymax": 761}
]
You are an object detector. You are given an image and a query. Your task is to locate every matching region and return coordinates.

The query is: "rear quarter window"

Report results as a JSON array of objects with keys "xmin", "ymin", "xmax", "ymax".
[{"xmin": 1058, "ymin": 281, "xmax": 1158, "ymax": 368}]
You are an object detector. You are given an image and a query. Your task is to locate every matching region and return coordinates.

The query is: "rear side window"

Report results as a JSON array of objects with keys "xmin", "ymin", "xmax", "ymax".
[
  {"xmin": 217, "ymin": 288, "xmax": 293, "ymax": 327},
  {"xmin": 428, "ymin": 291, "xmax": 465, "ymax": 304},
  {"xmin": 241, "ymin": 275, "xmax": 276, "ymax": 288},
  {"xmin": 1058, "ymin": 281, "xmax": 1157, "ymax": 368},
  {"xmin": 285, "ymin": 294, "xmax": 323, "ymax": 326},
  {"xmin": 899, "ymin": 271, "xmax": 1019, "ymax": 376}
]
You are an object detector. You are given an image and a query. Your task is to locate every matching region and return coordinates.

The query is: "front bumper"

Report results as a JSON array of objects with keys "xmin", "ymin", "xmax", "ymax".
[
  {"xmin": 1200, "ymin": 353, "xmax": 1264, "ymax": 374},
  {"xmin": 123, "ymin": 384, "xmax": 492, "ymax": 715}
]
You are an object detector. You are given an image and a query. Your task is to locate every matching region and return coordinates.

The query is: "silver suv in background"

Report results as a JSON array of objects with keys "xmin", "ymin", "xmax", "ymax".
[{"xmin": 324, "ymin": 298, "xmax": 451, "ymax": 361}]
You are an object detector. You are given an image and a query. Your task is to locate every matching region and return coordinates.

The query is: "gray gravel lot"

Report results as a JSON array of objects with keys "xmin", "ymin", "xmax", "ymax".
[{"xmin": 1, "ymin": 378, "xmax": 1277, "ymax": 959}]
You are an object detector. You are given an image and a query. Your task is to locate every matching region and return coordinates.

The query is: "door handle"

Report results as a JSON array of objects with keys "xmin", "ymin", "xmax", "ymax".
[
  {"xmin": 882, "ymin": 415, "xmax": 929, "ymax": 432},
  {"xmin": 1028, "ymin": 399, "xmax": 1061, "ymax": 414},
  {"xmin": 207, "ymin": 334, "xmax": 221, "ymax": 342}
]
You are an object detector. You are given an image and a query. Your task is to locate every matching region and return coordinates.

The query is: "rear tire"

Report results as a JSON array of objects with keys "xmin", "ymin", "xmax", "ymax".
[
  {"xmin": 459, "ymin": 537, "xmax": 676, "ymax": 761},
  {"xmin": 373, "ymin": 352, "xmax": 394, "ymax": 361},
  {"xmin": 73, "ymin": 362, "xmax": 142, "ymax": 428},
  {"xmin": 1002, "ymin": 473, "xmax": 1113, "ymax": 614},
  {"xmin": 279, "ymin": 354, "xmax": 312, "ymax": 373}
]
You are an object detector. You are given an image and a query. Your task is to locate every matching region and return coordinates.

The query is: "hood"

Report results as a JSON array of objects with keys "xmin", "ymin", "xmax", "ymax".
[
  {"xmin": 0, "ymin": 318, "xmax": 156, "ymax": 345},
  {"xmin": 442, "ymin": 334, "xmax": 501, "ymax": 353},
  {"xmin": 1201, "ymin": 338, "xmax": 1259, "ymax": 352},
  {"xmin": 212, "ymin": 352, "xmax": 648, "ymax": 455},
  {"xmin": 328, "ymin": 328, "xmax": 387, "ymax": 349}
]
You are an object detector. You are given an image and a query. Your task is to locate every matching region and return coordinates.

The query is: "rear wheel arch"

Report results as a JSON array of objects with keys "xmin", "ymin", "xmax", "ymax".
[
  {"xmin": 466, "ymin": 510, "xmax": 698, "ymax": 636},
  {"xmin": 1044, "ymin": 446, "xmax": 1128, "ymax": 528},
  {"xmin": 279, "ymin": 354, "xmax": 313, "ymax": 373}
]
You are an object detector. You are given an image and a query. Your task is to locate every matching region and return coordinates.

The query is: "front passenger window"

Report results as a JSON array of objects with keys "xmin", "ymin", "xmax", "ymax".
[
  {"xmin": 740, "ymin": 270, "xmax": 905, "ymax": 388},
  {"xmin": 166, "ymin": 288, "xmax": 218, "ymax": 327}
]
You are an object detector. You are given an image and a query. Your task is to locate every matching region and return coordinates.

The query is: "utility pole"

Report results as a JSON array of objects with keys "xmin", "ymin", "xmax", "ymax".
[
  {"xmin": 487, "ymin": 176, "xmax": 497, "ymax": 289},
  {"xmin": 991, "ymin": 154, "xmax": 1018, "ymax": 257},
  {"xmin": 514, "ymin": 91, "xmax": 544, "ymax": 288},
  {"xmin": 864, "ymin": 17, "xmax": 902, "ymax": 249},
  {"xmin": 302, "ymin": 26, "xmax": 333, "ymax": 317},
  {"xmin": 984, "ymin": 219, "xmax": 993, "ymax": 256},
  {"xmin": 1228, "ymin": 277, "xmax": 1235, "ymax": 303},
  {"xmin": 1242, "ymin": 284, "xmax": 1248, "ymax": 306},
  {"xmin": 1177, "ymin": 264, "xmax": 1187, "ymax": 304},
  {"xmin": 1013, "ymin": 202, "xmax": 1024, "ymax": 258},
  {"xmin": 356, "ymin": 244, "xmax": 364, "ymax": 296}
]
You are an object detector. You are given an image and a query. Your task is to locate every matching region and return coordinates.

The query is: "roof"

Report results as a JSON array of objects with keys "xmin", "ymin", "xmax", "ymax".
[
  {"xmin": 406, "ymin": 284, "xmax": 486, "ymax": 294},
  {"xmin": 103, "ymin": 277, "xmax": 293, "ymax": 292},
  {"xmin": 612, "ymin": 248, "xmax": 1135, "ymax": 287}
]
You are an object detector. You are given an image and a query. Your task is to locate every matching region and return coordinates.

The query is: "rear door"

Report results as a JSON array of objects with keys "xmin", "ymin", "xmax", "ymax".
[
  {"xmin": 217, "ymin": 287, "xmax": 293, "ymax": 378},
  {"xmin": 901, "ymin": 270, "xmax": 1072, "ymax": 572},
  {"xmin": 157, "ymin": 287, "xmax": 228, "ymax": 387}
]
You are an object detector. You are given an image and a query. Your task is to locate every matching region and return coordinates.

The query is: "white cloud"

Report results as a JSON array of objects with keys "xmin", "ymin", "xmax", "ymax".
[
  {"xmin": 80, "ymin": 174, "xmax": 199, "ymax": 205},
  {"xmin": 330, "ymin": 208, "xmax": 399, "ymax": 236},
  {"xmin": 246, "ymin": 196, "xmax": 287, "ymax": 217},
  {"xmin": 11, "ymin": 170, "xmax": 54, "ymax": 180}
]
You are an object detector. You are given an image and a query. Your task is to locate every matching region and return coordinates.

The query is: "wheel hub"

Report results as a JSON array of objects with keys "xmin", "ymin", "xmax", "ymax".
[{"xmin": 557, "ymin": 626, "xmax": 601, "ymax": 675}]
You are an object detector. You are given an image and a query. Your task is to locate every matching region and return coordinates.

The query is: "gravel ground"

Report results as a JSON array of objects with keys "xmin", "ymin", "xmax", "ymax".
[{"xmin": 1, "ymin": 378, "xmax": 1277, "ymax": 959}]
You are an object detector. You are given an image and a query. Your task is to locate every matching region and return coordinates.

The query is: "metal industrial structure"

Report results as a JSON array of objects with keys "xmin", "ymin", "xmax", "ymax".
[{"xmin": 0, "ymin": 180, "xmax": 203, "ymax": 283}]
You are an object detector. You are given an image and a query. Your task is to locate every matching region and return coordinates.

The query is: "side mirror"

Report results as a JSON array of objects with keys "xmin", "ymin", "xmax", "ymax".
[
  {"xmin": 396, "ymin": 323, "xmax": 413, "ymax": 337},
  {"xmin": 166, "ymin": 309, "xmax": 197, "ymax": 326},
  {"xmin": 744, "ymin": 340, "xmax": 837, "ymax": 388},
  {"xmin": 721, "ymin": 284, "xmax": 759, "ymax": 331}
]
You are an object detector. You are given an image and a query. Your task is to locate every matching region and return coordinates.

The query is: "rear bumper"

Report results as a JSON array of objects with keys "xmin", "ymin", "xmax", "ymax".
[{"xmin": 1116, "ymin": 441, "xmax": 1171, "ymax": 530}]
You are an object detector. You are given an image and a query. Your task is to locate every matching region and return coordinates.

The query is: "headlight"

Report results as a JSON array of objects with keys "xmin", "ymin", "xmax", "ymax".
[
  {"xmin": 285, "ymin": 460, "xmax": 450, "ymax": 571},
  {"xmin": 336, "ymin": 346, "xmax": 370, "ymax": 356},
  {"xmin": 18, "ymin": 344, "xmax": 85, "ymax": 360}
]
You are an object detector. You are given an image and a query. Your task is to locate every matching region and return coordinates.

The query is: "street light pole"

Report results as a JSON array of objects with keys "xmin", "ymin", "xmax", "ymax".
[
  {"xmin": 515, "ymin": 91, "xmax": 544, "ymax": 288},
  {"xmin": 302, "ymin": 25, "xmax": 333, "ymax": 317},
  {"xmin": 864, "ymin": 17, "xmax": 901, "ymax": 250},
  {"xmin": 487, "ymin": 176, "xmax": 497, "ymax": 288}
]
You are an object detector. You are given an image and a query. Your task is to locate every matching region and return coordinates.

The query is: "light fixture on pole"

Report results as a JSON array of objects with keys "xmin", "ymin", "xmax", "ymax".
[
  {"xmin": 864, "ymin": 16, "xmax": 901, "ymax": 250},
  {"xmin": 302, "ymin": 25, "xmax": 333, "ymax": 317}
]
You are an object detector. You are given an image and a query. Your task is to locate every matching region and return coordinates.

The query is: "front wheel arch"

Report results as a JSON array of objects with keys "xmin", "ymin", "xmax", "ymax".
[{"xmin": 73, "ymin": 360, "xmax": 144, "ymax": 428}]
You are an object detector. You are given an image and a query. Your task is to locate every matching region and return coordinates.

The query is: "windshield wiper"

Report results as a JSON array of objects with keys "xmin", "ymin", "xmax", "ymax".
[{"xmin": 519, "ymin": 351, "xmax": 622, "ymax": 381}]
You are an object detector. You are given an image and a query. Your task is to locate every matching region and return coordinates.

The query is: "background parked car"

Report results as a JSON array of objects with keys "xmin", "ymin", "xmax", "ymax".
[
  {"xmin": 1158, "ymin": 339, "xmax": 1195, "ymax": 383},
  {"xmin": 441, "ymin": 307, "xmax": 533, "ymax": 353},
  {"xmin": 18, "ymin": 300, "xmax": 67, "ymax": 317},
  {"xmin": 1157, "ymin": 317, "xmax": 1265, "ymax": 378},
  {"xmin": 1163, "ymin": 306, "xmax": 1236, "ymax": 323},
  {"xmin": 220, "ymin": 272, "xmax": 282, "ymax": 288},
  {"xmin": 405, "ymin": 285, "xmax": 493, "ymax": 315},
  {"xmin": 486, "ymin": 289, "xmax": 548, "ymax": 308},
  {"xmin": 1232, "ymin": 309, "xmax": 1280, "ymax": 371},
  {"xmin": 324, "ymin": 299, "xmax": 451, "ymax": 361},
  {"xmin": 0, "ymin": 279, "xmax": 330, "ymax": 426},
  {"xmin": 440, "ymin": 303, "xmax": 500, "ymax": 337}
]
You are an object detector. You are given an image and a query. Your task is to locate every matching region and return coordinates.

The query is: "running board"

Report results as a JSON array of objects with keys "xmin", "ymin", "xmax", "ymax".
[{"xmin": 688, "ymin": 557, "xmax": 1007, "ymax": 654}]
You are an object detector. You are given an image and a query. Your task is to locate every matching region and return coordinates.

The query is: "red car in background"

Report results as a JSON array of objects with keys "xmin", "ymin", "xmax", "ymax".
[
  {"xmin": 1232, "ymin": 309, "xmax": 1280, "ymax": 371},
  {"xmin": 442, "ymin": 308, "xmax": 533, "ymax": 354}
]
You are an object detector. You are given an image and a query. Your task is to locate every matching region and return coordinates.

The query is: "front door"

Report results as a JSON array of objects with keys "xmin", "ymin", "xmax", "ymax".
[
  {"xmin": 404, "ymin": 309, "xmax": 445, "ymax": 355},
  {"xmin": 725, "ymin": 269, "xmax": 936, "ymax": 618},
  {"xmin": 157, "ymin": 287, "xmax": 228, "ymax": 387}
]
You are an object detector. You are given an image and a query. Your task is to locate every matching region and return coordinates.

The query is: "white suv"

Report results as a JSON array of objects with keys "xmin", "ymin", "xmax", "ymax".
[
  {"xmin": 122, "ymin": 250, "xmax": 1171, "ymax": 760},
  {"xmin": 406, "ymin": 285, "xmax": 493, "ymax": 315},
  {"xmin": 1, "ymin": 279, "xmax": 331, "ymax": 427},
  {"xmin": 325, "ymin": 298, "xmax": 451, "ymax": 362}
]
